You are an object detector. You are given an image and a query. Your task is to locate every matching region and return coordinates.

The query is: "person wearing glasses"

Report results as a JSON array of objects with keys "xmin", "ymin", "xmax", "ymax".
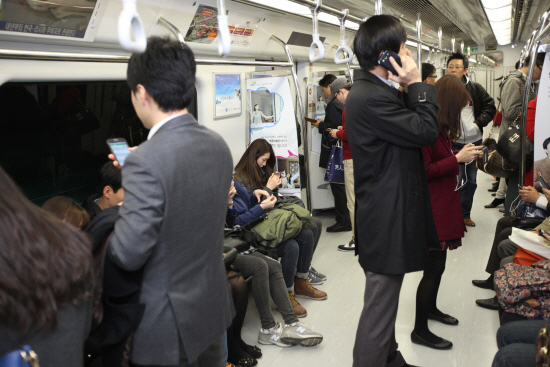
[
  {"xmin": 446, "ymin": 52, "xmax": 496, "ymax": 227},
  {"xmin": 421, "ymin": 63, "xmax": 437, "ymax": 85}
]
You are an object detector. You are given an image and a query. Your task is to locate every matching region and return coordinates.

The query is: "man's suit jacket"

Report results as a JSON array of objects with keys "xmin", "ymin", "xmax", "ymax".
[
  {"xmin": 108, "ymin": 114, "xmax": 234, "ymax": 365},
  {"xmin": 346, "ymin": 69, "xmax": 440, "ymax": 275}
]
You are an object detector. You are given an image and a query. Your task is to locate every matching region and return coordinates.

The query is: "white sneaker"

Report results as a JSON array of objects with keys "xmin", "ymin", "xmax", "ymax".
[
  {"xmin": 281, "ymin": 322, "xmax": 323, "ymax": 347},
  {"xmin": 258, "ymin": 322, "xmax": 293, "ymax": 347}
]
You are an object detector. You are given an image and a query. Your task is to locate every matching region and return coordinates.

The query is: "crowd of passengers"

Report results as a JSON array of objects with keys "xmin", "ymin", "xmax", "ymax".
[{"xmin": 2, "ymin": 15, "xmax": 550, "ymax": 367}]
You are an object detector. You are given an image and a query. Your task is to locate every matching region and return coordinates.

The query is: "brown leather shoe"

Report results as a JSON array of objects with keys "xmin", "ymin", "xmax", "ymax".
[
  {"xmin": 464, "ymin": 218, "xmax": 476, "ymax": 227},
  {"xmin": 294, "ymin": 277, "xmax": 327, "ymax": 300},
  {"xmin": 288, "ymin": 291, "xmax": 307, "ymax": 317}
]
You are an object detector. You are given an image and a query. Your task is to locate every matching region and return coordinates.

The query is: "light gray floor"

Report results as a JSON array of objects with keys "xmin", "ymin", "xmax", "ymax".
[{"xmin": 240, "ymin": 173, "xmax": 504, "ymax": 367}]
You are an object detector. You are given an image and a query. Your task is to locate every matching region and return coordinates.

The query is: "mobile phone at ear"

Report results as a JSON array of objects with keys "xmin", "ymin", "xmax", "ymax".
[
  {"xmin": 378, "ymin": 50, "xmax": 402, "ymax": 76},
  {"xmin": 106, "ymin": 138, "xmax": 130, "ymax": 167}
]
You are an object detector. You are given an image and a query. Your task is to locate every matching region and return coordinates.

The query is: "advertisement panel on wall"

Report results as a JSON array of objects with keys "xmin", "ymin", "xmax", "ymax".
[
  {"xmin": 247, "ymin": 76, "xmax": 300, "ymax": 196},
  {"xmin": 534, "ymin": 52, "xmax": 550, "ymax": 186}
]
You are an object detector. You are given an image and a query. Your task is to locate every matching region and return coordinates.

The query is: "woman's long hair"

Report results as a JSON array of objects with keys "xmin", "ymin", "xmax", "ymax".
[
  {"xmin": 43, "ymin": 196, "xmax": 90, "ymax": 230},
  {"xmin": 0, "ymin": 167, "xmax": 93, "ymax": 332},
  {"xmin": 234, "ymin": 138, "xmax": 276, "ymax": 189},
  {"xmin": 435, "ymin": 75, "xmax": 472, "ymax": 141}
]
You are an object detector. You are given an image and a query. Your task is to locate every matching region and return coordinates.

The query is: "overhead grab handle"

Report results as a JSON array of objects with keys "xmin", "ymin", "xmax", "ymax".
[
  {"xmin": 309, "ymin": 0, "xmax": 325, "ymax": 62},
  {"xmin": 217, "ymin": 0, "xmax": 231, "ymax": 57},
  {"xmin": 118, "ymin": 0, "xmax": 147, "ymax": 53},
  {"xmin": 334, "ymin": 9, "xmax": 353, "ymax": 64}
]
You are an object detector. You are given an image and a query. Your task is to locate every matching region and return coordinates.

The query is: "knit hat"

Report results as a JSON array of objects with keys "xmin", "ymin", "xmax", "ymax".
[{"xmin": 327, "ymin": 77, "xmax": 351, "ymax": 104}]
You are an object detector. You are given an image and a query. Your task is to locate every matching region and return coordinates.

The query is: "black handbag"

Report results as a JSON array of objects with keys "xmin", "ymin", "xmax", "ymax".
[
  {"xmin": 496, "ymin": 115, "xmax": 534, "ymax": 170},
  {"xmin": 476, "ymin": 129, "xmax": 515, "ymax": 178}
]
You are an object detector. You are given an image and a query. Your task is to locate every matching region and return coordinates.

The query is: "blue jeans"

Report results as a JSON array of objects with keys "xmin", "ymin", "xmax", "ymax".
[
  {"xmin": 491, "ymin": 320, "xmax": 545, "ymax": 367},
  {"xmin": 453, "ymin": 139, "xmax": 481, "ymax": 219},
  {"xmin": 276, "ymin": 228, "xmax": 314, "ymax": 288}
]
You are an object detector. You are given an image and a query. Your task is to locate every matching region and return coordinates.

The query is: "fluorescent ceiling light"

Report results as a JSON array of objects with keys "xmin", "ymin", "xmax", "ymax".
[
  {"xmin": 491, "ymin": 20, "xmax": 512, "ymax": 31},
  {"xmin": 469, "ymin": 58, "xmax": 478, "ymax": 63},
  {"xmin": 485, "ymin": 6, "xmax": 512, "ymax": 22},
  {"xmin": 480, "ymin": 0, "xmax": 512, "ymax": 9}
]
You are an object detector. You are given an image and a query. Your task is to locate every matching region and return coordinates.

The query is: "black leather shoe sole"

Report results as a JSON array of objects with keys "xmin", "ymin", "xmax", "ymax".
[
  {"xmin": 428, "ymin": 313, "xmax": 459, "ymax": 325},
  {"xmin": 472, "ymin": 279, "xmax": 493, "ymax": 290},
  {"xmin": 476, "ymin": 297, "xmax": 499, "ymax": 310},
  {"xmin": 411, "ymin": 331, "xmax": 453, "ymax": 350},
  {"xmin": 326, "ymin": 224, "xmax": 352, "ymax": 232},
  {"xmin": 485, "ymin": 198, "xmax": 505, "ymax": 208}
]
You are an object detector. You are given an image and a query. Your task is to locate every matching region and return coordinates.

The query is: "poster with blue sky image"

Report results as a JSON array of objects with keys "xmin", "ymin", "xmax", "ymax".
[{"xmin": 214, "ymin": 73, "xmax": 241, "ymax": 118}]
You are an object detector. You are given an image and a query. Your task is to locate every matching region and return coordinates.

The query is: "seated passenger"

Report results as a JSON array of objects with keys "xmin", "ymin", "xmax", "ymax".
[
  {"xmin": 42, "ymin": 195, "xmax": 90, "ymax": 230},
  {"xmin": 491, "ymin": 319, "xmax": 547, "ymax": 367},
  {"xmin": 226, "ymin": 182, "xmax": 322, "ymax": 354},
  {"xmin": 233, "ymin": 138, "xmax": 326, "ymax": 285},
  {"xmin": 82, "ymin": 161, "xmax": 124, "ymax": 221},
  {"xmin": 0, "ymin": 166, "xmax": 94, "ymax": 367}
]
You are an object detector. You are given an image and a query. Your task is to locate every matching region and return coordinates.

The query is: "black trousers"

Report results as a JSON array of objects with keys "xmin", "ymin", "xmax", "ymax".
[{"xmin": 330, "ymin": 182, "xmax": 350, "ymax": 226}]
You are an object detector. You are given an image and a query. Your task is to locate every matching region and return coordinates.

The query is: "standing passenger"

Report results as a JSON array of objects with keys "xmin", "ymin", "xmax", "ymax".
[
  {"xmin": 421, "ymin": 63, "xmax": 437, "ymax": 85},
  {"xmin": 347, "ymin": 15, "xmax": 440, "ymax": 367},
  {"xmin": 446, "ymin": 52, "xmax": 496, "ymax": 226},
  {"xmin": 412, "ymin": 75, "xmax": 482, "ymax": 350},
  {"xmin": 108, "ymin": 37, "xmax": 234, "ymax": 367}
]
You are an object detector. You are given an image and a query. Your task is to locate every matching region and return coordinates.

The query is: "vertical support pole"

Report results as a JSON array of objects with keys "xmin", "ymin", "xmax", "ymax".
[
  {"xmin": 451, "ymin": 37, "xmax": 455, "ymax": 52},
  {"xmin": 271, "ymin": 35, "xmax": 312, "ymax": 211},
  {"xmin": 417, "ymin": 13, "xmax": 422, "ymax": 72},
  {"xmin": 375, "ymin": 0, "xmax": 382, "ymax": 15}
]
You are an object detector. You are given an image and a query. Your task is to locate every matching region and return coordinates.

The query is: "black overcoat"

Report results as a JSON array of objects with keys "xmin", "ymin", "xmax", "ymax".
[{"xmin": 346, "ymin": 70, "xmax": 440, "ymax": 274}]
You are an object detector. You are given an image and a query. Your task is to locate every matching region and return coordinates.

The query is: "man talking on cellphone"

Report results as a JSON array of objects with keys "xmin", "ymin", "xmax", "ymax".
[
  {"xmin": 347, "ymin": 15, "xmax": 440, "ymax": 367},
  {"xmin": 107, "ymin": 37, "xmax": 234, "ymax": 367}
]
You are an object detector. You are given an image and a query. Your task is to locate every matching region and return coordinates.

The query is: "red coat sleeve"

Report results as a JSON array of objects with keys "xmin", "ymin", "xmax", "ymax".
[
  {"xmin": 527, "ymin": 97, "xmax": 537, "ymax": 143},
  {"xmin": 422, "ymin": 136, "xmax": 460, "ymax": 180},
  {"xmin": 336, "ymin": 109, "xmax": 347, "ymax": 141}
]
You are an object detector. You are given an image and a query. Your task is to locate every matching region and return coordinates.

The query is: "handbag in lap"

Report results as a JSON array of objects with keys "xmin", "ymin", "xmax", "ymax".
[{"xmin": 0, "ymin": 346, "xmax": 39, "ymax": 367}]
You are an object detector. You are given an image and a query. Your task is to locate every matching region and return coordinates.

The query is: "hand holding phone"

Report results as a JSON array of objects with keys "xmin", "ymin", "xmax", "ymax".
[
  {"xmin": 537, "ymin": 170, "xmax": 550, "ymax": 190},
  {"xmin": 107, "ymin": 138, "xmax": 130, "ymax": 167}
]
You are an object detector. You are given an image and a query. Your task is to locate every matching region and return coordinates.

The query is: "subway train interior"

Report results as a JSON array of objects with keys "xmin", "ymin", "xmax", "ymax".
[{"xmin": 2, "ymin": 0, "xmax": 550, "ymax": 366}]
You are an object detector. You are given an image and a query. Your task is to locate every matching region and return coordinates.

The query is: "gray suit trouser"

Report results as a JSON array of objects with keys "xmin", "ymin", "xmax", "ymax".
[
  {"xmin": 353, "ymin": 271, "xmax": 406, "ymax": 367},
  {"xmin": 131, "ymin": 336, "xmax": 223, "ymax": 367}
]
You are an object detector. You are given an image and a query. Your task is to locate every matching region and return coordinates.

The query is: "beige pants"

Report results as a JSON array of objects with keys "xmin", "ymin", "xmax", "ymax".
[{"xmin": 344, "ymin": 159, "xmax": 355, "ymax": 235}]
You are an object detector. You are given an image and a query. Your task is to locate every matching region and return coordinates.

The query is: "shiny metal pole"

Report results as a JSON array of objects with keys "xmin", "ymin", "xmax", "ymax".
[
  {"xmin": 271, "ymin": 35, "xmax": 312, "ymax": 211},
  {"xmin": 158, "ymin": 16, "xmax": 186, "ymax": 44},
  {"xmin": 417, "ymin": 13, "xmax": 422, "ymax": 72}
]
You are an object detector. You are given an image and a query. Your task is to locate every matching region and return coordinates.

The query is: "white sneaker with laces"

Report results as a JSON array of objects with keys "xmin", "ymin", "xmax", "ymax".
[
  {"xmin": 281, "ymin": 322, "xmax": 323, "ymax": 347},
  {"xmin": 258, "ymin": 322, "xmax": 293, "ymax": 347}
]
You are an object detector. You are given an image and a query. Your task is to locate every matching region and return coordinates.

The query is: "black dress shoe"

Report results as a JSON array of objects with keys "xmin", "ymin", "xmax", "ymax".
[
  {"xmin": 476, "ymin": 296, "xmax": 499, "ymax": 310},
  {"xmin": 411, "ymin": 331, "xmax": 453, "ymax": 350},
  {"xmin": 428, "ymin": 312, "xmax": 459, "ymax": 325},
  {"xmin": 485, "ymin": 198, "xmax": 505, "ymax": 208},
  {"xmin": 488, "ymin": 187, "xmax": 498, "ymax": 192},
  {"xmin": 326, "ymin": 223, "xmax": 352, "ymax": 232},
  {"xmin": 472, "ymin": 278, "xmax": 493, "ymax": 290}
]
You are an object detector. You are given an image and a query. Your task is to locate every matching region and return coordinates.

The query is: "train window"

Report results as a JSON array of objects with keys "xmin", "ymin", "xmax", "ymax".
[{"xmin": 0, "ymin": 81, "xmax": 198, "ymax": 205}]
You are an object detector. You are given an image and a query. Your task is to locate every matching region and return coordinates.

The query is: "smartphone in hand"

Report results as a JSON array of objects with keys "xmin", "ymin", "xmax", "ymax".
[
  {"xmin": 378, "ymin": 50, "xmax": 402, "ymax": 76},
  {"xmin": 481, "ymin": 146, "xmax": 489, "ymax": 165},
  {"xmin": 538, "ymin": 170, "xmax": 550, "ymax": 190},
  {"xmin": 107, "ymin": 138, "xmax": 130, "ymax": 167}
]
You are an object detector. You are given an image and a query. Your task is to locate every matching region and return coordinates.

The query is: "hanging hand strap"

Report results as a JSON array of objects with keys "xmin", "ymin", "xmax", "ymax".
[
  {"xmin": 334, "ymin": 9, "xmax": 353, "ymax": 64},
  {"xmin": 118, "ymin": 0, "xmax": 147, "ymax": 53},
  {"xmin": 309, "ymin": 0, "xmax": 325, "ymax": 62}
]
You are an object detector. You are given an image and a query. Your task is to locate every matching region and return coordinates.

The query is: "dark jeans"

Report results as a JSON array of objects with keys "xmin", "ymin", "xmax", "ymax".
[
  {"xmin": 491, "ymin": 320, "xmax": 545, "ymax": 367},
  {"xmin": 330, "ymin": 182, "xmax": 350, "ymax": 226},
  {"xmin": 505, "ymin": 174, "xmax": 520, "ymax": 216},
  {"xmin": 276, "ymin": 228, "xmax": 314, "ymax": 289},
  {"xmin": 232, "ymin": 252, "xmax": 298, "ymax": 329},
  {"xmin": 309, "ymin": 216, "xmax": 322, "ymax": 253},
  {"xmin": 453, "ymin": 139, "xmax": 481, "ymax": 219}
]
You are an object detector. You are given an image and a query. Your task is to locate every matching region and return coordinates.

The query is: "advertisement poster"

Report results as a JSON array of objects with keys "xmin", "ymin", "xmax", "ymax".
[
  {"xmin": 229, "ymin": 20, "xmax": 258, "ymax": 47},
  {"xmin": 0, "ymin": 0, "xmax": 103, "ymax": 40},
  {"xmin": 534, "ymin": 52, "xmax": 550, "ymax": 186},
  {"xmin": 185, "ymin": 4, "xmax": 218, "ymax": 44},
  {"xmin": 214, "ymin": 73, "xmax": 241, "ymax": 119},
  {"xmin": 247, "ymin": 76, "xmax": 300, "ymax": 195}
]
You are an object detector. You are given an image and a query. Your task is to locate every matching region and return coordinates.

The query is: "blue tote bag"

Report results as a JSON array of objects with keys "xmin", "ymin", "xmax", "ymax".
[{"xmin": 324, "ymin": 141, "xmax": 345, "ymax": 184}]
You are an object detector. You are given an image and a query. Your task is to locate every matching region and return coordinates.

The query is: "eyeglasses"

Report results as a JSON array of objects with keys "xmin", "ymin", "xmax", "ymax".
[
  {"xmin": 428, "ymin": 75, "xmax": 437, "ymax": 78},
  {"xmin": 447, "ymin": 65, "xmax": 464, "ymax": 70}
]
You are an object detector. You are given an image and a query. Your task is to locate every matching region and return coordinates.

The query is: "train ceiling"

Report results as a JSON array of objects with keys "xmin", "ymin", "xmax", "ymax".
[{"xmin": 318, "ymin": 0, "xmax": 550, "ymax": 48}]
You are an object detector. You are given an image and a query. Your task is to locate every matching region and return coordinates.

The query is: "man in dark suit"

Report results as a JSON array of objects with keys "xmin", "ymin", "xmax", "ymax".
[
  {"xmin": 346, "ymin": 16, "xmax": 440, "ymax": 367},
  {"xmin": 108, "ymin": 37, "xmax": 234, "ymax": 367}
]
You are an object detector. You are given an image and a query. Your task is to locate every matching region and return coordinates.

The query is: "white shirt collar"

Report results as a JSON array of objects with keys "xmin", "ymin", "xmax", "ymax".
[
  {"xmin": 147, "ymin": 114, "xmax": 186, "ymax": 140},
  {"xmin": 371, "ymin": 72, "xmax": 393, "ymax": 87}
]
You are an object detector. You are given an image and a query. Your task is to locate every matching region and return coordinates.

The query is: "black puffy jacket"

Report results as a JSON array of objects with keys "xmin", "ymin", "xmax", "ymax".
[{"xmin": 464, "ymin": 76, "xmax": 496, "ymax": 134}]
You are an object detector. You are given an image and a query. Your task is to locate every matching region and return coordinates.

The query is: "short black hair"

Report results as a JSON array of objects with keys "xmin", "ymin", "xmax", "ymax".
[
  {"xmin": 447, "ymin": 52, "xmax": 468, "ymax": 69},
  {"xmin": 422, "ymin": 63, "xmax": 436, "ymax": 81},
  {"xmin": 319, "ymin": 74, "xmax": 337, "ymax": 88},
  {"xmin": 544, "ymin": 137, "xmax": 550, "ymax": 150},
  {"xmin": 353, "ymin": 15, "xmax": 406, "ymax": 70},
  {"xmin": 515, "ymin": 60, "xmax": 521, "ymax": 70},
  {"xmin": 98, "ymin": 162, "xmax": 122, "ymax": 196},
  {"xmin": 523, "ymin": 53, "xmax": 545, "ymax": 68},
  {"xmin": 127, "ymin": 36, "xmax": 196, "ymax": 112}
]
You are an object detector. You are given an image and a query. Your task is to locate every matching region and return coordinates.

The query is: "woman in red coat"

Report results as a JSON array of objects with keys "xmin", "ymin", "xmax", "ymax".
[{"xmin": 412, "ymin": 75, "xmax": 483, "ymax": 350}]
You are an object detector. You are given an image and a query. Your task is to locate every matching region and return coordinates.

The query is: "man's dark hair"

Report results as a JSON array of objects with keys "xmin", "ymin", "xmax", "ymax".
[
  {"xmin": 447, "ymin": 52, "xmax": 468, "ymax": 69},
  {"xmin": 319, "ymin": 74, "xmax": 337, "ymax": 88},
  {"xmin": 127, "ymin": 36, "xmax": 196, "ymax": 112},
  {"xmin": 98, "ymin": 161, "xmax": 122, "ymax": 195},
  {"xmin": 515, "ymin": 60, "xmax": 521, "ymax": 70},
  {"xmin": 353, "ymin": 15, "xmax": 406, "ymax": 70},
  {"xmin": 422, "ymin": 63, "xmax": 436, "ymax": 81},
  {"xmin": 543, "ymin": 137, "xmax": 550, "ymax": 150}
]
